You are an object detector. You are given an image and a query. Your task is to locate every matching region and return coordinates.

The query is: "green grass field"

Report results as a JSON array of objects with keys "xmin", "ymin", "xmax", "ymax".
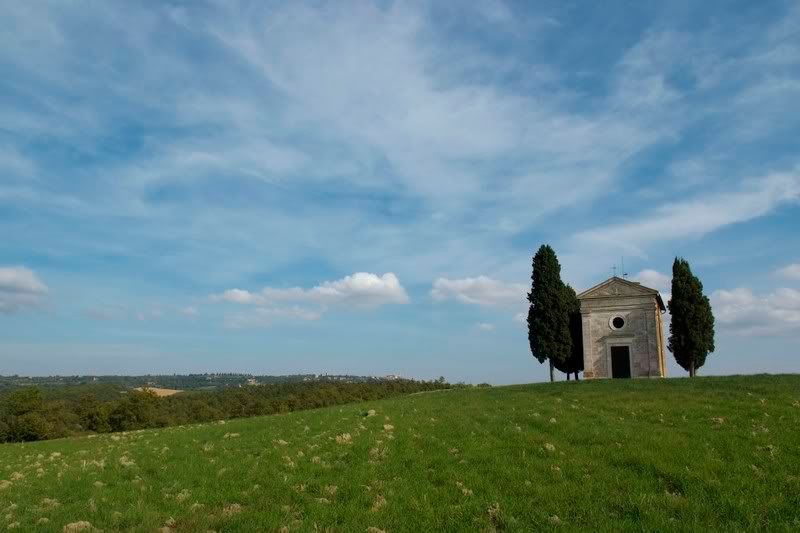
[{"xmin": 1, "ymin": 375, "xmax": 799, "ymax": 531}]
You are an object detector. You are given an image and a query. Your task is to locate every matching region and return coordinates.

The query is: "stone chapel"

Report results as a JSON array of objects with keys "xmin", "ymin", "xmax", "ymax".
[{"xmin": 577, "ymin": 276, "xmax": 667, "ymax": 379}]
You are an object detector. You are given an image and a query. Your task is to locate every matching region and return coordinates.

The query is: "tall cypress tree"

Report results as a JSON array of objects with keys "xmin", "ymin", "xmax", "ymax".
[
  {"xmin": 553, "ymin": 284, "xmax": 584, "ymax": 380},
  {"xmin": 667, "ymin": 257, "xmax": 715, "ymax": 377},
  {"xmin": 527, "ymin": 245, "xmax": 572, "ymax": 382}
]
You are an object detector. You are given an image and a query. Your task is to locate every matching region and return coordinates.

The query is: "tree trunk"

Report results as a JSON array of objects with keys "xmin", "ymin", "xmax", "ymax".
[
  {"xmin": 575, "ymin": 373, "xmax": 580, "ymax": 382},
  {"xmin": 566, "ymin": 373, "xmax": 571, "ymax": 381},
  {"xmin": 549, "ymin": 360, "xmax": 554, "ymax": 382},
  {"xmin": 690, "ymin": 360, "xmax": 695, "ymax": 377}
]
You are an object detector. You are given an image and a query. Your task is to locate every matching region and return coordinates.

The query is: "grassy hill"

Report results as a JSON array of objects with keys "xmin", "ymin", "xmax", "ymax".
[{"xmin": 1, "ymin": 375, "xmax": 798, "ymax": 531}]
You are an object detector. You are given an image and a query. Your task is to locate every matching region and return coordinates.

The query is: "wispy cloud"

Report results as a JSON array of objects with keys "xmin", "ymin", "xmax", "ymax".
[
  {"xmin": 82, "ymin": 304, "xmax": 192, "ymax": 322},
  {"xmin": 179, "ymin": 306, "xmax": 199, "ymax": 317},
  {"xmin": 431, "ymin": 276, "xmax": 526, "ymax": 308},
  {"xmin": 0, "ymin": 144, "xmax": 35, "ymax": 177},
  {"xmin": 136, "ymin": 309, "xmax": 164, "ymax": 322},
  {"xmin": 0, "ymin": 0, "xmax": 693, "ymax": 288},
  {"xmin": 574, "ymin": 170, "xmax": 800, "ymax": 257},
  {"xmin": 82, "ymin": 307, "xmax": 123, "ymax": 321},
  {"xmin": 224, "ymin": 306, "xmax": 322, "ymax": 329}
]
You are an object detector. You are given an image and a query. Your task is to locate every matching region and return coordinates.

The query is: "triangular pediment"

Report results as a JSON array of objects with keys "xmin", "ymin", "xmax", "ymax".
[{"xmin": 577, "ymin": 277, "xmax": 659, "ymax": 300}]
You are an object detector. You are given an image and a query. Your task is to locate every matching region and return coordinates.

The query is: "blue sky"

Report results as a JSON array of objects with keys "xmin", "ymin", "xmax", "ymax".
[{"xmin": 1, "ymin": 0, "xmax": 799, "ymax": 383}]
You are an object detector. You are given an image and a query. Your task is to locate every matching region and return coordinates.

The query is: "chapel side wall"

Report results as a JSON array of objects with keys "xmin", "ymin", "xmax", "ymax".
[
  {"xmin": 645, "ymin": 304, "xmax": 661, "ymax": 376},
  {"xmin": 580, "ymin": 310, "xmax": 595, "ymax": 378}
]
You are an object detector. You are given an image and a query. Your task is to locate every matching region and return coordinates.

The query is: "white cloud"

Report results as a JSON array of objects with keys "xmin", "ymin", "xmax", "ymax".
[
  {"xmin": 776, "ymin": 263, "xmax": 800, "ymax": 281},
  {"xmin": 431, "ymin": 276, "xmax": 526, "ymax": 308},
  {"xmin": 575, "ymin": 169, "xmax": 800, "ymax": 256},
  {"xmin": 0, "ymin": 266, "xmax": 48, "ymax": 313},
  {"xmin": 224, "ymin": 306, "xmax": 322, "ymax": 329},
  {"xmin": 513, "ymin": 311, "xmax": 527, "ymax": 323},
  {"xmin": 214, "ymin": 288, "xmax": 263, "ymax": 305},
  {"xmin": 213, "ymin": 272, "xmax": 409, "ymax": 308},
  {"xmin": 0, "ymin": 266, "xmax": 47, "ymax": 293},
  {"xmin": 179, "ymin": 306, "xmax": 199, "ymax": 316},
  {"xmin": 301, "ymin": 272, "xmax": 410, "ymax": 307},
  {"xmin": 712, "ymin": 287, "xmax": 800, "ymax": 336},
  {"xmin": 633, "ymin": 269, "xmax": 671, "ymax": 294},
  {"xmin": 212, "ymin": 273, "xmax": 408, "ymax": 328},
  {"xmin": 476, "ymin": 322, "xmax": 496, "ymax": 331}
]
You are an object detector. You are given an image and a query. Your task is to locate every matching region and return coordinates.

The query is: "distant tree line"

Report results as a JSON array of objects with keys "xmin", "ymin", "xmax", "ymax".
[
  {"xmin": 0, "ymin": 378, "xmax": 449, "ymax": 443},
  {"xmin": 527, "ymin": 245, "xmax": 715, "ymax": 380},
  {"xmin": 0, "ymin": 373, "xmax": 386, "ymax": 393}
]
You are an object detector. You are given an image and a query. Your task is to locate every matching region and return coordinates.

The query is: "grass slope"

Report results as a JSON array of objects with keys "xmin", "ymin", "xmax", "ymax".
[{"xmin": 1, "ymin": 375, "xmax": 799, "ymax": 532}]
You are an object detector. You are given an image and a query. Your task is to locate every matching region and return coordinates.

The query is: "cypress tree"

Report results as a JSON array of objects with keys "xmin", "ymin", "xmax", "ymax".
[
  {"xmin": 553, "ymin": 284, "xmax": 584, "ymax": 380},
  {"xmin": 667, "ymin": 257, "xmax": 715, "ymax": 377},
  {"xmin": 527, "ymin": 245, "xmax": 572, "ymax": 382}
]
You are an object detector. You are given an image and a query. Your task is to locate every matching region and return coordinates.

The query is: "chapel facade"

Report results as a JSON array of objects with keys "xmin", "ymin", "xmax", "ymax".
[{"xmin": 577, "ymin": 277, "xmax": 667, "ymax": 379}]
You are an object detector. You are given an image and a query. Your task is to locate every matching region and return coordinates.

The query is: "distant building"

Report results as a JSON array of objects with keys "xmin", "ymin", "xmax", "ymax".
[
  {"xmin": 578, "ymin": 277, "xmax": 667, "ymax": 379},
  {"xmin": 384, "ymin": 374, "xmax": 402, "ymax": 381}
]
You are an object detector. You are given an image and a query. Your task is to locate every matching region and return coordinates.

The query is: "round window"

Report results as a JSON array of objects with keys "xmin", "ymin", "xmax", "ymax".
[{"xmin": 611, "ymin": 316, "xmax": 625, "ymax": 329}]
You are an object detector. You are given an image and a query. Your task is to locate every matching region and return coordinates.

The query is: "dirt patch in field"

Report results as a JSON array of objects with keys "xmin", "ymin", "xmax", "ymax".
[{"xmin": 134, "ymin": 387, "xmax": 183, "ymax": 397}]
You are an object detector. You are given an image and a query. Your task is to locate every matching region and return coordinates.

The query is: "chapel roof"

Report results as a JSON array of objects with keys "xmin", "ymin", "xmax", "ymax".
[{"xmin": 577, "ymin": 276, "xmax": 666, "ymax": 311}]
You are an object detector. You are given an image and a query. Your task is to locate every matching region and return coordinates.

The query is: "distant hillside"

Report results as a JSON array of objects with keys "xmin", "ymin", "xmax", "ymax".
[
  {"xmin": 0, "ymin": 373, "xmax": 399, "ymax": 392},
  {"xmin": 0, "ymin": 375, "xmax": 798, "ymax": 531},
  {"xmin": 0, "ymin": 379, "xmax": 447, "ymax": 443}
]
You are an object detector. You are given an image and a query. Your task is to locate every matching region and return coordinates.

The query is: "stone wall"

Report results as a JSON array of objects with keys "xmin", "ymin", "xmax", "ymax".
[{"xmin": 580, "ymin": 293, "xmax": 662, "ymax": 379}]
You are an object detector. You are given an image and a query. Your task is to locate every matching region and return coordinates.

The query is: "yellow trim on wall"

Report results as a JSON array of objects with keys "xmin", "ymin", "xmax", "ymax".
[{"xmin": 655, "ymin": 303, "xmax": 666, "ymax": 377}]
